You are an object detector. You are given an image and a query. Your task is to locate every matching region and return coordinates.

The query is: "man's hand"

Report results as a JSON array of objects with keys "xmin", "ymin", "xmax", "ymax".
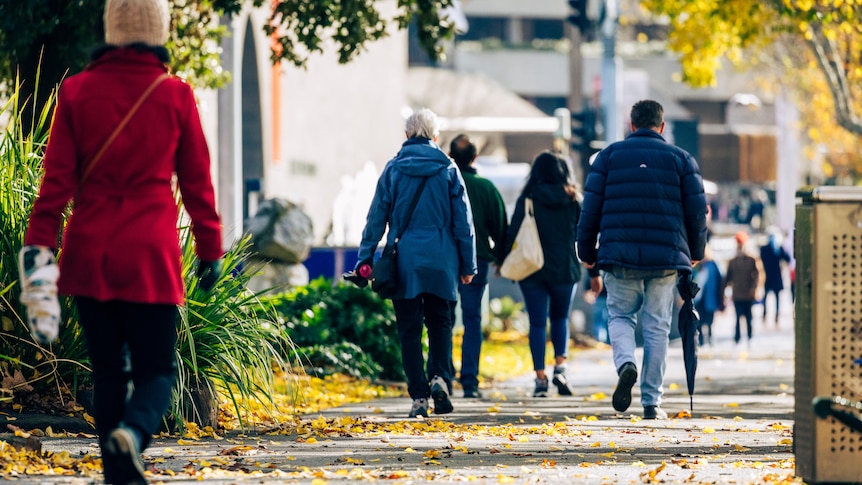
[
  {"xmin": 692, "ymin": 260, "xmax": 701, "ymax": 267},
  {"xmin": 460, "ymin": 274, "xmax": 474, "ymax": 285},
  {"xmin": 584, "ymin": 261, "xmax": 596, "ymax": 269},
  {"xmin": 589, "ymin": 275, "xmax": 603, "ymax": 294}
]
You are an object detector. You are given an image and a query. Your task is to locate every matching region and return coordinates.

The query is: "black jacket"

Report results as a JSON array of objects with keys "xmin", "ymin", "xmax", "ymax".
[{"xmin": 506, "ymin": 183, "xmax": 584, "ymax": 284}]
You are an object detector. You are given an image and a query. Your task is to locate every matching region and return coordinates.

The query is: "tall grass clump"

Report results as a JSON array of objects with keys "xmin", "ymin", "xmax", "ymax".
[
  {"xmin": 0, "ymin": 78, "xmax": 91, "ymax": 404},
  {"xmin": 174, "ymin": 231, "xmax": 295, "ymax": 431}
]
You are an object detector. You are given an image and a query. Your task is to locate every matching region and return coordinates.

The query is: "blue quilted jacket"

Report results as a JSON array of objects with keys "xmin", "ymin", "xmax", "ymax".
[
  {"xmin": 356, "ymin": 137, "xmax": 476, "ymax": 300},
  {"xmin": 576, "ymin": 129, "xmax": 707, "ymax": 272}
]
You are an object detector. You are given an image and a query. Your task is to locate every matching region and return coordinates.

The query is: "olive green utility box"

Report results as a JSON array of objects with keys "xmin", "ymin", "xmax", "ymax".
[{"xmin": 795, "ymin": 186, "xmax": 862, "ymax": 483}]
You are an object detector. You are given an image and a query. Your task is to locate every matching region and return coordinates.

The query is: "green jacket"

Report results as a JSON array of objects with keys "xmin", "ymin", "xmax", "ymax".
[{"xmin": 460, "ymin": 166, "xmax": 508, "ymax": 265}]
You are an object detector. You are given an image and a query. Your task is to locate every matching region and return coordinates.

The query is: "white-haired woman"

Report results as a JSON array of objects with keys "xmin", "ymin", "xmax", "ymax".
[{"xmin": 349, "ymin": 108, "xmax": 476, "ymax": 418}]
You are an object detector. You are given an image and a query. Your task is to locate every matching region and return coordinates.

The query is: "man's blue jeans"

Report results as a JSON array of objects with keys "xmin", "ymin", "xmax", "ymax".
[
  {"xmin": 605, "ymin": 267, "xmax": 677, "ymax": 408},
  {"xmin": 519, "ymin": 279, "xmax": 576, "ymax": 372},
  {"xmin": 457, "ymin": 259, "xmax": 489, "ymax": 389}
]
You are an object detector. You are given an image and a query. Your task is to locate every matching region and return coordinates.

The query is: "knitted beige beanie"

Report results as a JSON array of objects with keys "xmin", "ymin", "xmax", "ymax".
[{"xmin": 104, "ymin": 0, "xmax": 170, "ymax": 46}]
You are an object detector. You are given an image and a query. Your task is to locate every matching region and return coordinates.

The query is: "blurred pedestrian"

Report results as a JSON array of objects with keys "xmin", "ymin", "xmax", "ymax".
[
  {"xmin": 693, "ymin": 245, "xmax": 724, "ymax": 346},
  {"xmin": 348, "ymin": 108, "xmax": 476, "ymax": 418},
  {"xmin": 577, "ymin": 99, "xmax": 708, "ymax": 420},
  {"xmin": 18, "ymin": 0, "xmax": 224, "ymax": 483},
  {"xmin": 724, "ymin": 232, "xmax": 763, "ymax": 345},
  {"xmin": 759, "ymin": 230, "xmax": 791, "ymax": 326},
  {"xmin": 584, "ymin": 276, "xmax": 609, "ymax": 344},
  {"xmin": 504, "ymin": 151, "xmax": 595, "ymax": 398},
  {"xmin": 448, "ymin": 135, "xmax": 508, "ymax": 398}
]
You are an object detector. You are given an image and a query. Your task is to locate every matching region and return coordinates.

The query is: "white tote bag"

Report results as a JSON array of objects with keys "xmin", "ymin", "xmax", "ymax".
[{"xmin": 500, "ymin": 198, "xmax": 544, "ymax": 281}]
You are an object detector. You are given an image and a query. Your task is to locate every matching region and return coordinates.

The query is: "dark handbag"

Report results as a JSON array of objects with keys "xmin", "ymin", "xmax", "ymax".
[{"xmin": 371, "ymin": 177, "xmax": 428, "ymax": 299}]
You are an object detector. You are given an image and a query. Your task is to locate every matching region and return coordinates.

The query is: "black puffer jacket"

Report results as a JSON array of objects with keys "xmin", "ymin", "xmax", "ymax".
[
  {"xmin": 577, "ymin": 129, "xmax": 708, "ymax": 272},
  {"xmin": 506, "ymin": 183, "xmax": 583, "ymax": 284}
]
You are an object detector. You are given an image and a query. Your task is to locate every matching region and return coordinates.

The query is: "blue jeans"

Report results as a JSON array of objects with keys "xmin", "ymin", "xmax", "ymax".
[
  {"xmin": 519, "ymin": 279, "xmax": 576, "ymax": 373},
  {"xmin": 605, "ymin": 267, "xmax": 677, "ymax": 407},
  {"xmin": 393, "ymin": 294, "xmax": 455, "ymax": 400},
  {"xmin": 592, "ymin": 294, "xmax": 609, "ymax": 344},
  {"xmin": 457, "ymin": 259, "xmax": 489, "ymax": 389}
]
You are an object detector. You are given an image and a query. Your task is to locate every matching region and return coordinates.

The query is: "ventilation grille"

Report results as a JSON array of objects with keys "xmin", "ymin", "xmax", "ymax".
[{"xmin": 828, "ymin": 233, "xmax": 862, "ymax": 453}]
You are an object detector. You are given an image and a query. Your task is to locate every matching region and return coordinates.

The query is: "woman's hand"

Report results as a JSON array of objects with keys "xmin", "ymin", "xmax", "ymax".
[{"xmin": 460, "ymin": 274, "xmax": 474, "ymax": 285}]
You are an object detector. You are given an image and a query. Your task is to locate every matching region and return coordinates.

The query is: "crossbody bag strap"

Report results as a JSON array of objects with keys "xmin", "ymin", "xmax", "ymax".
[
  {"xmin": 393, "ymin": 176, "xmax": 429, "ymax": 243},
  {"xmin": 78, "ymin": 73, "xmax": 171, "ymax": 188}
]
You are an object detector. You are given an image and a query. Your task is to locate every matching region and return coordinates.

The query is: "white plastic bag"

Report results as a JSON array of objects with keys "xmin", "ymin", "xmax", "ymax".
[
  {"xmin": 17, "ymin": 246, "xmax": 61, "ymax": 344},
  {"xmin": 500, "ymin": 198, "xmax": 544, "ymax": 281}
]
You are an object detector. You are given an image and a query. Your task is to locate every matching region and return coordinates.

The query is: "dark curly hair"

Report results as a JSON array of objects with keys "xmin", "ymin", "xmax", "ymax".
[{"xmin": 630, "ymin": 100, "xmax": 663, "ymax": 130}]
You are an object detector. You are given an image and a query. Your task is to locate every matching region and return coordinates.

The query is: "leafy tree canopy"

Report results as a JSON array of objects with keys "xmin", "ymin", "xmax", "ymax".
[
  {"xmin": 639, "ymin": 0, "xmax": 861, "ymax": 135},
  {"xmin": 0, "ymin": 0, "xmax": 454, "ymax": 125},
  {"xmin": 638, "ymin": 0, "xmax": 862, "ymax": 179}
]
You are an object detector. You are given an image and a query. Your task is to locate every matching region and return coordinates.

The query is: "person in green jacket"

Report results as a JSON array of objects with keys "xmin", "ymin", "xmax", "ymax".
[{"xmin": 449, "ymin": 134, "xmax": 508, "ymax": 398}]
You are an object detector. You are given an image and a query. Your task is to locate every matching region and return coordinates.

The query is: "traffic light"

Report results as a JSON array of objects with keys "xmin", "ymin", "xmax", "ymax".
[
  {"xmin": 567, "ymin": 0, "xmax": 589, "ymax": 34},
  {"xmin": 571, "ymin": 107, "xmax": 598, "ymax": 178},
  {"xmin": 571, "ymin": 108, "xmax": 596, "ymax": 154}
]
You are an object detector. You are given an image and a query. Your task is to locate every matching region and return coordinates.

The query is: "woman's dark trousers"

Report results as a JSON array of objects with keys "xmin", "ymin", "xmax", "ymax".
[
  {"xmin": 393, "ymin": 293, "xmax": 454, "ymax": 400},
  {"xmin": 76, "ymin": 297, "xmax": 178, "ymax": 450}
]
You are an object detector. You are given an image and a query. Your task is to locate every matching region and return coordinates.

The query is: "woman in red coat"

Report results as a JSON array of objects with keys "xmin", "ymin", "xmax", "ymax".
[{"xmin": 18, "ymin": 0, "xmax": 222, "ymax": 483}]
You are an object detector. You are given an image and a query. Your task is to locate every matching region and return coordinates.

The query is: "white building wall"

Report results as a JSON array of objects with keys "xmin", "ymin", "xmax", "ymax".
[{"xmin": 267, "ymin": 26, "xmax": 407, "ymax": 244}]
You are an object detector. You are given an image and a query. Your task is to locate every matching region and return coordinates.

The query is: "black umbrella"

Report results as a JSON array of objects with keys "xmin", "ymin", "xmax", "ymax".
[{"xmin": 677, "ymin": 272, "xmax": 701, "ymax": 412}]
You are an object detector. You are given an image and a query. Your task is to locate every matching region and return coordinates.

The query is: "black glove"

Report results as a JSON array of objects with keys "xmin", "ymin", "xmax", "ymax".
[
  {"xmin": 343, "ymin": 270, "xmax": 369, "ymax": 288},
  {"xmin": 197, "ymin": 259, "xmax": 223, "ymax": 292},
  {"xmin": 343, "ymin": 259, "xmax": 372, "ymax": 288}
]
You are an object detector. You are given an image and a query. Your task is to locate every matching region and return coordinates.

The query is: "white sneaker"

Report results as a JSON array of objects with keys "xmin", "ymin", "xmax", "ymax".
[{"xmin": 408, "ymin": 398, "xmax": 429, "ymax": 418}]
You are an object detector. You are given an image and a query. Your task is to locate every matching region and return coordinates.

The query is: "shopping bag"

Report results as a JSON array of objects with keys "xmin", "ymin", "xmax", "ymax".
[{"xmin": 500, "ymin": 198, "xmax": 544, "ymax": 281}]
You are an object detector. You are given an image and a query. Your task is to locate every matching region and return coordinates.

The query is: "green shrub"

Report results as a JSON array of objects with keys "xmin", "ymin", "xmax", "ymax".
[
  {"xmin": 265, "ymin": 279, "xmax": 403, "ymax": 381},
  {"xmin": 299, "ymin": 342, "xmax": 382, "ymax": 379}
]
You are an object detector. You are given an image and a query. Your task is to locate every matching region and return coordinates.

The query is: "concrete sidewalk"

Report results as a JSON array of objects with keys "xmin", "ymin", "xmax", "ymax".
[{"xmin": 34, "ymin": 307, "xmax": 800, "ymax": 484}]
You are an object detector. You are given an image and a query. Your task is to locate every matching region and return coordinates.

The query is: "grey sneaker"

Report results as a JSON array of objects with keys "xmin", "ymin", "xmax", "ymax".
[
  {"xmin": 463, "ymin": 386, "xmax": 482, "ymax": 399},
  {"xmin": 552, "ymin": 366, "xmax": 574, "ymax": 396},
  {"xmin": 533, "ymin": 377, "xmax": 549, "ymax": 397},
  {"xmin": 103, "ymin": 427, "xmax": 146, "ymax": 485},
  {"xmin": 408, "ymin": 398, "xmax": 429, "ymax": 418},
  {"xmin": 643, "ymin": 405, "xmax": 668, "ymax": 420},
  {"xmin": 430, "ymin": 376, "xmax": 453, "ymax": 414}
]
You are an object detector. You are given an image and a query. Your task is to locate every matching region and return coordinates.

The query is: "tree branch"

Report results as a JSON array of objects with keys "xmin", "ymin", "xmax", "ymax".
[{"xmin": 805, "ymin": 17, "xmax": 862, "ymax": 135}]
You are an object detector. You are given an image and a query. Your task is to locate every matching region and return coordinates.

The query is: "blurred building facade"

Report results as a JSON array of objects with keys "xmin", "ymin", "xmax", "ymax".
[{"xmin": 412, "ymin": 0, "xmax": 805, "ymax": 233}]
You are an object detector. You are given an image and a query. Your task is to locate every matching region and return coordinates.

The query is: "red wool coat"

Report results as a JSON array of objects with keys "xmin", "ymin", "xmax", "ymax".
[{"xmin": 25, "ymin": 49, "xmax": 223, "ymax": 305}]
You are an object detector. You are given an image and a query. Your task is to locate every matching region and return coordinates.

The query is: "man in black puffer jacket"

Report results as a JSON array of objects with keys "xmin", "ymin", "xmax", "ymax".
[{"xmin": 577, "ymin": 100, "xmax": 707, "ymax": 420}]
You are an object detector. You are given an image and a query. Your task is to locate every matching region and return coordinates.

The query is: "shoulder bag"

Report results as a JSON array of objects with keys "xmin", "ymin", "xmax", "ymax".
[
  {"xmin": 500, "ymin": 198, "xmax": 544, "ymax": 281},
  {"xmin": 371, "ymin": 177, "xmax": 429, "ymax": 299}
]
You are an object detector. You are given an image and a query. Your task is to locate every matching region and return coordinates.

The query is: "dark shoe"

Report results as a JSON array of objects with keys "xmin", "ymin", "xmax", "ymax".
[
  {"xmin": 612, "ymin": 362, "xmax": 638, "ymax": 412},
  {"xmin": 463, "ymin": 387, "xmax": 483, "ymax": 399},
  {"xmin": 533, "ymin": 377, "xmax": 549, "ymax": 397},
  {"xmin": 643, "ymin": 405, "xmax": 668, "ymax": 420},
  {"xmin": 552, "ymin": 366, "xmax": 574, "ymax": 396},
  {"xmin": 430, "ymin": 376, "xmax": 453, "ymax": 414},
  {"xmin": 103, "ymin": 427, "xmax": 147, "ymax": 485}
]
